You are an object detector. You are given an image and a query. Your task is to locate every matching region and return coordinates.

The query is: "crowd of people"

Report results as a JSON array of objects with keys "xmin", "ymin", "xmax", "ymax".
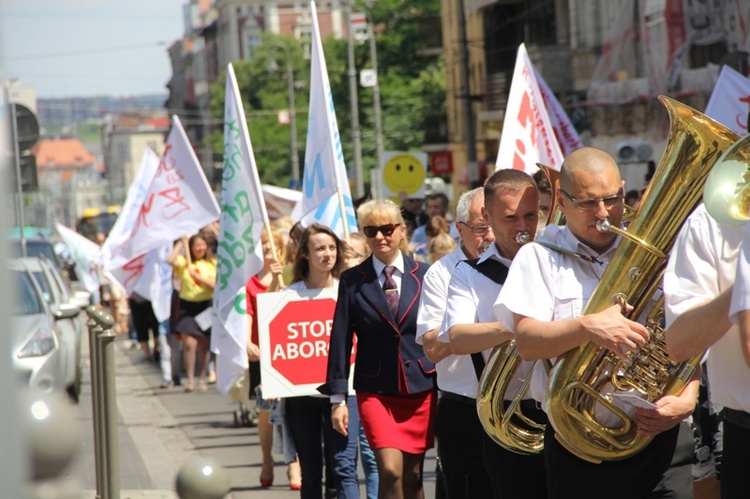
[{"xmin": 103, "ymin": 145, "xmax": 750, "ymax": 499}]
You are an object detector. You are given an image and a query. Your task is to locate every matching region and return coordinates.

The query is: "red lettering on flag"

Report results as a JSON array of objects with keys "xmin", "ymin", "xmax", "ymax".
[{"xmin": 159, "ymin": 187, "xmax": 191, "ymax": 219}]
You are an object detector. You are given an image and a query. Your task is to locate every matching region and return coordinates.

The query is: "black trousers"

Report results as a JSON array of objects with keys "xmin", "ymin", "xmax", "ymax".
[
  {"xmin": 128, "ymin": 295, "xmax": 157, "ymax": 343},
  {"xmin": 483, "ymin": 401, "xmax": 548, "ymax": 499},
  {"xmin": 544, "ymin": 420, "xmax": 693, "ymax": 499},
  {"xmin": 721, "ymin": 412, "xmax": 750, "ymax": 499},
  {"xmin": 435, "ymin": 395, "xmax": 547, "ymax": 499},
  {"xmin": 434, "ymin": 395, "xmax": 493, "ymax": 499}
]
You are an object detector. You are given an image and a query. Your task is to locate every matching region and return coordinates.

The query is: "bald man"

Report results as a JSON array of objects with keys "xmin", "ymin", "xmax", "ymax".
[{"xmin": 494, "ymin": 148, "xmax": 697, "ymax": 498}]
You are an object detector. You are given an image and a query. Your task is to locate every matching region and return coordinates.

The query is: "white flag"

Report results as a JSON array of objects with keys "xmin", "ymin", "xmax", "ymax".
[
  {"xmin": 705, "ymin": 65, "xmax": 750, "ymax": 135},
  {"xmin": 119, "ymin": 116, "xmax": 220, "ymax": 263},
  {"xmin": 133, "ymin": 245, "xmax": 173, "ymax": 323},
  {"xmin": 213, "ymin": 288, "xmax": 249, "ymax": 395},
  {"xmin": 298, "ymin": 1, "xmax": 357, "ymax": 237},
  {"xmin": 211, "ymin": 63, "xmax": 269, "ymax": 394},
  {"xmin": 536, "ymin": 70, "xmax": 582, "ymax": 158},
  {"xmin": 56, "ymin": 224, "xmax": 102, "ymax": 295},
  {"xmin": 495, "ymin": 44, "xmax": 564, "ymax": 174},
  {"xmin": 102, "ymin": 148, "xmax": 159, "ymax": 269}
]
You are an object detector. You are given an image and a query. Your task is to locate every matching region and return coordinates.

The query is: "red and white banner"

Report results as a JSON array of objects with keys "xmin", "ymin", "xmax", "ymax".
[
  {"xmin": 258, "ymin": 288, "xmax": 354, "ymax": 398},
  {"xmin": 705, "ymin": 65, "xmax": 750, "ymax": 135},
  {"xmin": 113, "ymin": 116, "xmax": 219, "ymax": 266},
  {"xmin": 495, "ymin": 44, "xmax": 564, "ymax": 174},
  {"xmin": 640, "ymin": 0, "xmax": 687, "ymax": 94},
  {"xmin": 536, "ymin": 71, "xmax": 582, "ymax": 158}
]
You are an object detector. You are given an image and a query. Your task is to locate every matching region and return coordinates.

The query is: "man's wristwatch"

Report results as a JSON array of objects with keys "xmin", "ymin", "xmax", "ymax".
[{"xmin": 331, "ymin": 400, "xmax": 347, "ymax": 409}]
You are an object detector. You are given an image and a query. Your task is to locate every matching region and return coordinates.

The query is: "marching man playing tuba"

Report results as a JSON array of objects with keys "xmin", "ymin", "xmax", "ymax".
[
  {"xmin": 495, "ymin": 147, "xmax": 698, "ymax": 499},
  {"xmin": 443, "ymin": 169, "xmax": 546, "ymax": 499}
]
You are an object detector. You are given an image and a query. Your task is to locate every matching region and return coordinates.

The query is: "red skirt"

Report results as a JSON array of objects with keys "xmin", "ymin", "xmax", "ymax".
[{"xmin": 357, "ymin": 390, "xmax": 437, "ymax": 454}]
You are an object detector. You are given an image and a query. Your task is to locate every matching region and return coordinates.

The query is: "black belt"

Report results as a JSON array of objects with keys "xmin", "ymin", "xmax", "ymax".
[
  {"xmin": 440, "ymin": 392, "xmax": 476, "ymax": 406},
  {"xmin": 724, "ymin": 408, "xmax": 750, "ymax": 430}
]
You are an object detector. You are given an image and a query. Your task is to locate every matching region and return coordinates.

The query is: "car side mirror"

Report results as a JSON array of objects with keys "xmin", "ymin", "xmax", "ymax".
[{"xmin": 54, "ymin": 303, "xmax": 81, "ymax": 321}]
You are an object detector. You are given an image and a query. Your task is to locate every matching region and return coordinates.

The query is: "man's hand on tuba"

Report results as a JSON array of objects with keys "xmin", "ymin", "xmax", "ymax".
[{"xmin": 582, "ymin": 304, "xmax": 649, "ymax": 361}]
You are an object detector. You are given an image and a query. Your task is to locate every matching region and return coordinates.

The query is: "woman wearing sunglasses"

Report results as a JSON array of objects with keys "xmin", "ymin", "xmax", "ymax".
[{"xmin": 320, "ymin": 199, "xmax": 436, "ymax": 499}]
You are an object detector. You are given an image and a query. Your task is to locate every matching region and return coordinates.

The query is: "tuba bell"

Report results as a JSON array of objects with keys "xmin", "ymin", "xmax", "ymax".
[
  {"xmin": 545, "ymin": 96, "xmax": 739, "ymax": 463},
  {"xmin": 703, "ymin": 133, "xmax": 750, "ymax": 225}
]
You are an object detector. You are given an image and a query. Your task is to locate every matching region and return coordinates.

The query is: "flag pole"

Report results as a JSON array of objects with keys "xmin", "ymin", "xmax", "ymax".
[
  {"xmin": 336, "ymin": 187, "xmax": 351, "ymax": 242},
  {"xmin": 263, "ymin": 221, "xmax": 285, "ymax": 288}
]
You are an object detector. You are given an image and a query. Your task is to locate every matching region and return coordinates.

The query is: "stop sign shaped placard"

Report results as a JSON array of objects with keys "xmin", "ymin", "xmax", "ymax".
[
  {"xmin": 268, "ymin": 297, "xmax": 336, "ymax": 385},
  {"xmin": 258, "ymin": 288, "xmax": 355, "ymax": 398}
]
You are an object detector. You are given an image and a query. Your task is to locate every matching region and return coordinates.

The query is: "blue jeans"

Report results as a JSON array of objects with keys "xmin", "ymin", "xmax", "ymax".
[
  {"xmin": 286, "ymin": 396, "xmax": 352, "ymax": 499},
  {"xmin": 357, "ymin": 404, "xmax": 378, "ymax": 499}
]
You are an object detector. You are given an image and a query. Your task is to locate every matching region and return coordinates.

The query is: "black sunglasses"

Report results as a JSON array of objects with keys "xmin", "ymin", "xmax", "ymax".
[{"xmin": 362, "ymin": 223, "xmax": 400, "ymax": 238}]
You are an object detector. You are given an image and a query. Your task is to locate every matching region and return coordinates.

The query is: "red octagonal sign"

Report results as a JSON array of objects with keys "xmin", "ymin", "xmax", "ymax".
[{"xmin": 268, "ymin": 297, "xmax": 338, "ymax": 385}]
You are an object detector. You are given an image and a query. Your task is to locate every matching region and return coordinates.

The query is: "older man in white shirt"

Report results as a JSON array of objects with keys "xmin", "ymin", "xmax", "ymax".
[
  {"xmin": 665, "ymin": 203, "xmax": 748, "ymax": 498},
  {"xmin": 416, "ymin": 187, "xmax": 494, "ymax": 498}
]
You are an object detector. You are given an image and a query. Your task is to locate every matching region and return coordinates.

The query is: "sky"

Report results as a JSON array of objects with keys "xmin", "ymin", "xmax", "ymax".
[{"xmin": 0, "ymin": 0, "xmax": 187, "ymax": 98}]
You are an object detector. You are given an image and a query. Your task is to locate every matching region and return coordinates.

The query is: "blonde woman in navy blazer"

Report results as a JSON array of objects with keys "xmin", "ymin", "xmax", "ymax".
[{"xmin": 319, "ymin": 199, "xmax": 436, "ymax": 499}]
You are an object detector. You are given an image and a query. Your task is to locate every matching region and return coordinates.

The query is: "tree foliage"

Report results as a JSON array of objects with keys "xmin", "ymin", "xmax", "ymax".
[{"xmin": 208, "ymin": 0, "xmax": 445, "ymax": 189}]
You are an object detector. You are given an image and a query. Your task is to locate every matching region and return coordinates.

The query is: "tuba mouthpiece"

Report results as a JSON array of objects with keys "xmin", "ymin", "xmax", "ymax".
[
  {"xmin": 596, "ymin": 219, "xmax": 612, "ymax": 233},
  {"xmin": 515, "ymin": 231, "xmax": 531, "ymax": 244}
]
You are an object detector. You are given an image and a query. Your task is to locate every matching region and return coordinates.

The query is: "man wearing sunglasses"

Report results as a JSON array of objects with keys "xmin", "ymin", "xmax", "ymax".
[
  {"xmin": 494, "ymin": 147, "xmax": 697, "ymax": 499},
  {"xmin": 416, "ymin": 187, "xmax": 495, "ymax": 498},
  {"xmin": 442, "ymin": 169, "xmax": 545, "ymax": 499}
]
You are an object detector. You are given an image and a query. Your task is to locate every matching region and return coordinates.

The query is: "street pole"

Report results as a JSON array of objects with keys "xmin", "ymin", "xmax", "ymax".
[
  {"xmin": 457, "ymin": 0, "xmax": 479, "ymax": 188},
  {"xmin": 366, "ymin": 10, "xmax": 384, "ymax": 176},
  {"xmin": 286, "ymin": 59, "xmax": 300, "ymax": 188},
  {"xmin": 346, "ymin": 0, "xmax": 365, "ymax": 199},
  {"xmin": 9, "ymin": 102, "xmax": 27, "ymax": 256}
]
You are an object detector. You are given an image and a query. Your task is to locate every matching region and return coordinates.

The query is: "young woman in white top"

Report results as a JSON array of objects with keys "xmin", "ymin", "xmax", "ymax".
[{"xmin": 284, "ymin": 223, "xmax": 356, "ymax": 498}]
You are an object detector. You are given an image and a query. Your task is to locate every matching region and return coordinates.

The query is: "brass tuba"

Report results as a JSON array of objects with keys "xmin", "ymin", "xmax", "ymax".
[{"xmin": 546, "ymin": 96, "xmax": 739, "ymax": 463}]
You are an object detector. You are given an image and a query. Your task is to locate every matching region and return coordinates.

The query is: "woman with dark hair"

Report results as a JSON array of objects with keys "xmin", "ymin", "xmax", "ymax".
[
  {"xmin": 320, "ymin": 199, "xmax": 436, "ymax": 499},
  {"xmin": 168, "ymin": 234, "xmax": 217, "ymax": 392},
  {"xmin": 283, "ymin": 223, "xmax": 357, "ymax": 498}
]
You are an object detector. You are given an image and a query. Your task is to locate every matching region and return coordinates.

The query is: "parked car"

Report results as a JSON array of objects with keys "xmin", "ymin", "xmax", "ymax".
[
  {"xmin": 9, "ymin": 258, "xmax": 68, "ymax": 395},
  {"xmin": 19, "ymin": 257, "xmax": 85, "ymax": 402},
  {"xmin": 8, "ymin": 233, "xmax": 92, "ymax": 308}
]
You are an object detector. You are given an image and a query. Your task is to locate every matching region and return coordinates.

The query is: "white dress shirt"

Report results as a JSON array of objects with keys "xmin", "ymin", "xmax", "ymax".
[
  {"xmin": 664, "ymin": 204, "xmax": 750, "ymax": 412},
  {"xmin": 442, "ymin": 242, "xmax": 538, "ymax": 400},
  {"xmin": 494, "ymin": 224, "xmax": 620, "ymax": 410},
  {"xmin": 729, "ymin": 222, "xmax": 750, "ymax": 322},
  {"xmin": 372, "ymin": 251, "xmax": 405, "ymax": 295},
  {"xmin": 415, "ymin": 245, "xmax": 486, "ymax": 398}
]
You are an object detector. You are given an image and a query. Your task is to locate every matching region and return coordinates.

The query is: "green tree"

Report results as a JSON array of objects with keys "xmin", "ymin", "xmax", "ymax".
[{"xmin": 207, "ymin": 0, "xmax": 446, "ymax": 191}]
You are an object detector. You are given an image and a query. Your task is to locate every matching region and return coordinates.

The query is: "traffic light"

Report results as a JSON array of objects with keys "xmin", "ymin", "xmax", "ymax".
[{"xmin": 9, "ymin": 103, "xmax": 40, "ymax": 192}]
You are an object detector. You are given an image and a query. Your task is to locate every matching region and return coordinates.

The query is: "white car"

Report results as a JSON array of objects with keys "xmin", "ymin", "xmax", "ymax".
[
  {"xmin": 18, "ymin": 257, "xmax": 85, "ymax": 402},
  {"xmin": 10, "ymin": 259, "xmax": 68, "ymax": 395}
]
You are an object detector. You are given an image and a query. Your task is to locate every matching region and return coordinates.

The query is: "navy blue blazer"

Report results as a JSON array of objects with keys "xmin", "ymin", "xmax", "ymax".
[{"xmin": 318, "ymin": 253, "xmax": 436, "ymax": 396}]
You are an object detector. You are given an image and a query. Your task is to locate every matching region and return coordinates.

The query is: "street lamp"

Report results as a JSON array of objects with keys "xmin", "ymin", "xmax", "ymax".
[{"xmin": 268, "ymin": 44, "xmax": 301, "ymax": 189}]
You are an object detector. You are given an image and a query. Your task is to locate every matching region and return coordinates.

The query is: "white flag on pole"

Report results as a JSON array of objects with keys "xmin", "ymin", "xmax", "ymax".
[
  {"xmin": 705, "ymin": 65, "xmax": 750, "ymax": 135},
  {"xmin": 56, "ymin": 224, "xmax": 102, "ymax": 295},
  {"xmin": 535, "ymin": 70, "xmax": 582, "ymax": 158},
  {"xmin": 211, "ymin": 63, "xmax": 269, "ymax": 394},
  {"xmin": 495, "ymin": 44, "xmax": 564, "ymax": 174},
  {"xmin": 117, "ymin": 116, "xmax": 220, "ymax": 264},
  {"xmin": 133, "ymin": 245, "xmax": 174, "ymax": 323},
  {"xmin": 298, "ymin": 1, "xmax": 357, "ymax": 237},
  {"xmin": 102, "ymin": 148, "xmax": 159, "ymax": 269}
]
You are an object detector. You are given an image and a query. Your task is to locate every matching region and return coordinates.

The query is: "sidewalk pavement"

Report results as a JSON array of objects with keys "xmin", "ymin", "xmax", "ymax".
[{"xmin": 65, "ymin": 330, "xmax": 438, "ymax": 498}]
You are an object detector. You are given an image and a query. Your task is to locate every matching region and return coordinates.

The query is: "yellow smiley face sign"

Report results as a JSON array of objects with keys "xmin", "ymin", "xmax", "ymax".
[{"xmin": 382, "ymin": 152, "xmax": 426, "ymax": 199}]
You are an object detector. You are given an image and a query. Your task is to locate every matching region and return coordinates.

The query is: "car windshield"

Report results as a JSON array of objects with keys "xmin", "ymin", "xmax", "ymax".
[
  {"xmin": 31, "ymin": 271, "xmax": 53, "ymax": 304},
  {"xmin": 14, "ymin": 270, "xmax": 43, "ymax": 315},
  {"xmin": 9, "ymin": 240, "xmax": 62, "ymax": 270}
]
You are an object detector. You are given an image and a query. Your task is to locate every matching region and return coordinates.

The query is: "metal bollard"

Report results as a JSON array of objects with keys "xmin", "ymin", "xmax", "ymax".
[
  {"xmin": 85, "ymin": 306, "xmax": 104, "ymax": 499},
  {"xmin": 95, "ymin": 309, "xmax": 120, "ymax": 499},
  {"xmin": 85, "ymin": 307, "xmax": 120, "ymax": 499},
  {"xmin": 175, "ymin": 456, "xmax": 230, "ymax": 499},
  {"xmin": 24, "ymin": 390, "xmax": 82, "ymax": 498}
]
